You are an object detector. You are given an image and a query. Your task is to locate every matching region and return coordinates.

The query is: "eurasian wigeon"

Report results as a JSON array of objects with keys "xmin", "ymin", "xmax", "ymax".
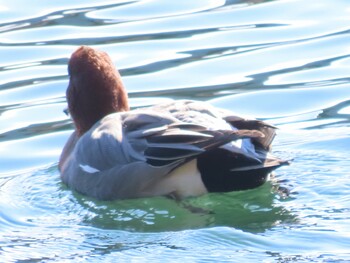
[{"xmin": 59, "ymin": 46, "xmax": 288, "ymax": 200}]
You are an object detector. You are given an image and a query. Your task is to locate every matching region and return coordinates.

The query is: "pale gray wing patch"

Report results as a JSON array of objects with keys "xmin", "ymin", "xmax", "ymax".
[
  {"xmin": 126, "ymin": 121, "xmax": 214, "ymax": 165},
  {"xmin": 149, "ymin": 100, "xmax": 233, "ymax": 131},
  {"xmin": 120, "ymin": 109, "xmax": 267, "ymax": 167},
  {"xmin": 144, "ymin": 128, "xmax": 264, "ymax": 166}
]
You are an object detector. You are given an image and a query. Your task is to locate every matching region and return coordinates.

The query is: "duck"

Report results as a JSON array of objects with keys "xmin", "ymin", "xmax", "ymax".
[{"xmin": 59, "ymin": 46, "xmax": 289, "ymax": 201}]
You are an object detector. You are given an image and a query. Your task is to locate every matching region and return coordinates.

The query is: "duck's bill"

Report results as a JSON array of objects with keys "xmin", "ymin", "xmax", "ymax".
[{"xmin": 63, "ymin": 107, "xmax": 70, "ymax": 116}]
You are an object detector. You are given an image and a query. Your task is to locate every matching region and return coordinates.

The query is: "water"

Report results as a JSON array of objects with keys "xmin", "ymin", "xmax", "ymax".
[{"xmin": 1, "ymin": 0, "xmax": 350, "ymax": 261}]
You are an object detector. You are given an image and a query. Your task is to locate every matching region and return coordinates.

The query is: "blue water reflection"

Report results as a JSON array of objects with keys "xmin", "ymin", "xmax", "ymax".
[{"xmin": 1, "ymin": 0, "xmax": 350, "ymax": 262}]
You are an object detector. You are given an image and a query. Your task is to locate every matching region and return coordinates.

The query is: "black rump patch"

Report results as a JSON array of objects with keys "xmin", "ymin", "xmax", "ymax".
[{"xmin": 197, "ymin": 148, "xmax": 274, "ymax": 192}]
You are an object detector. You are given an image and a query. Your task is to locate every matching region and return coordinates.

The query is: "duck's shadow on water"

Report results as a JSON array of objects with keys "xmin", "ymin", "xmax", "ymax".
[{"xmin": 68, "ymin": 175, "xmax": 297, "ymax": 233}]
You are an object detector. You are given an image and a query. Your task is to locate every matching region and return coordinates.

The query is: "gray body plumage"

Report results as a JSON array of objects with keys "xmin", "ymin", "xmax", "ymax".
[{"xmin": 61, "ymin": 100, "xmax": 286, "ymax": 200}]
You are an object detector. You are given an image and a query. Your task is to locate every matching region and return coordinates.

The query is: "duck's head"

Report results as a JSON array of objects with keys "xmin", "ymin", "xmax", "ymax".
[{"xmin": 67, "ymin": 46, "xmax": 130, "ymax": 136}]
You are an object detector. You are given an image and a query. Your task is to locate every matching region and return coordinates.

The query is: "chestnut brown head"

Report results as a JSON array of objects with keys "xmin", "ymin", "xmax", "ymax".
[{"xmin": 67, "ymin": 46, "xmax": 129, "ymax": 135}]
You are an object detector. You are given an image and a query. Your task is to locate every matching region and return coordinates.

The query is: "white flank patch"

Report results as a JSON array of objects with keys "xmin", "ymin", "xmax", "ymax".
[
  {"xmin": 79, "ymin": 164, "xmax": 100, "ymax": 174},
  {"xmin": 145, "ymin": 159, "xmax": 208, "ymax": 199},
  {"xmin": 167, "ymin": 159, "xmax": 208, "ymax": 198}
]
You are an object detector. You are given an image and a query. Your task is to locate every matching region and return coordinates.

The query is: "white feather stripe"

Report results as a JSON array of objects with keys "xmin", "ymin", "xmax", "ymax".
[{"xmin": 79, "ymin": 164, "xmax": 100, "ymax": 174}]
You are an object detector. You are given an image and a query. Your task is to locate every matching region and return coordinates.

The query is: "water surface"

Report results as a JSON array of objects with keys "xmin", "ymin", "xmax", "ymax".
[{"xmin": 1, "ymin": 0, "xmax": 350, "ymax": 261}]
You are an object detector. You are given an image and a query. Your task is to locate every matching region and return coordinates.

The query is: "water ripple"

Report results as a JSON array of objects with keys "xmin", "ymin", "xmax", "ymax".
[{"xmin": 1, "ymin": 0, "xmax": 350, "ymax": 262}]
